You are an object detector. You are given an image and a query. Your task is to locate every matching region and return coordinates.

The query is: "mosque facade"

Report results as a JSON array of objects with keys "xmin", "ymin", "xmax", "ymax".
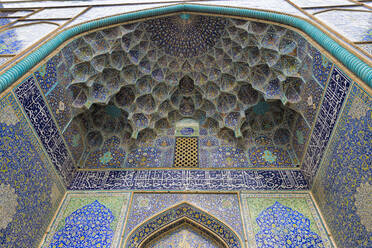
[{"xmin": 0, "ymin": 1, "xmax": 371, "ymax": 248}]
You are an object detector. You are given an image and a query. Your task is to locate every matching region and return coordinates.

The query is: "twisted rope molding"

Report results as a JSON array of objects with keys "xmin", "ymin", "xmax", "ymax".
[{"xmin": 0, "ymin": 4, "xmax": 371, "ymax": 93}]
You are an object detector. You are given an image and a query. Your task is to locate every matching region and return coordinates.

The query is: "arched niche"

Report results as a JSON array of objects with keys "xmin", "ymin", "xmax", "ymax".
[
  {"xmin": 142, "ymin": 219, "xmax": 226, "ymax": 248},
  {"xmin": 125, "ymin": 202, "xmax": 242, "ymax": 248}
]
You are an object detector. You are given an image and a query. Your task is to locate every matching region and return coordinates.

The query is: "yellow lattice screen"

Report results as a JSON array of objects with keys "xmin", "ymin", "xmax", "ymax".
[{"xmin": 174, "ymin": 137, "xmax": 198, "ymax": 167}]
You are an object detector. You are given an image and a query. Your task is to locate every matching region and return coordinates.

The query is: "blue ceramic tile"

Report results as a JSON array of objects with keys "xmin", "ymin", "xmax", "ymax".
[
  {"xmin": 313, "ymin": 83, "xmax": 372, "ymax": 248},
  {"xmin": 0, "ymin": 93, "xmax": 63, "ymax": 247},
  {"xmin": 69, "ymin": 169, "xmax": 308, "ymax": 191},
  {"xmin": 14, "ymin": 75, "xmax": 75, "ymax": 185},
  {"xmin": 302, "ymin": 66, "xmax": 351, "ymax": 185}
]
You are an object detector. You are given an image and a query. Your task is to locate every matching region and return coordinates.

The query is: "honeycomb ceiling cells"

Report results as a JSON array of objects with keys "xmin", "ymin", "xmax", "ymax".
[
  {"xmin": 63, "ymin": 14, "xmax": 318, "ymax": 168},
  {"xmin": 146, "ymin": 14, "xmax": 226, "ymax": 58}
]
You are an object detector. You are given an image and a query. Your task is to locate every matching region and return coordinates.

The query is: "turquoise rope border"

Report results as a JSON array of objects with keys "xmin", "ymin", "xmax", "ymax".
[{"xmin": 0, "ymin": 4, "xmax": 371, "ymax": 93}]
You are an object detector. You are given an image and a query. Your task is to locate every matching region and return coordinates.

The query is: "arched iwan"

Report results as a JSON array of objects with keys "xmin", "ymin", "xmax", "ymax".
[{"xmin": 125, "ymin": 202, "xmax": 242, "ymax": 248}]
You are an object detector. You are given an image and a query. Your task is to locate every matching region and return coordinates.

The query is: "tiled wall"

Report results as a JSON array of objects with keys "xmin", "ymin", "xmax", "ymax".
[
  {"xmin": 312, "ymin": 83, "xmax": 371, "ymax": 248},
  {"xmin": 0, "ymin": 62, "xmax": 76, "ymax": 247},
  {"xmin": 146, "ymin": 225, "xmax": 222, "ymax": 248},
  {"xmin": 39, "ymin": 192, "xmax": 334, "ymax": 248},
  {"xmin": 41, "ymin": 192, "xmax": 130, "ymax": 248},
  {"xmin": 302, "ymin": 66, "xmax": 352, "ymax": 185},
  {"xmin": 240, "ymin": 192, "xmax": 333, "ymax": 248},
  {"xmin": 0, "ymin": 92, "xmax": 65, "ymax": 248},
  {"xmin": 69, "ymin": 169, "xmax": 308, "ymax": 191},
  {"xmin": 0, "ymin": 12, "xmax": 370, "ymax": 248},
  {"xmin": 124, "ymin": 193, "xmax": 245, "ymax": 241},
  {"xmin": 14, "ymin": 75, "xmax": 76, "ymax": 186}
]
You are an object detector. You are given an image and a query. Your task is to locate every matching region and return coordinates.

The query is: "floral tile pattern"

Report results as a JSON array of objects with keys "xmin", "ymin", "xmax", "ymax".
[
  {"xmin": 0, "ymin": 93, "xmax": 65, "ymax": 248},
  {"xmin": 255, "ymin": 202, "xmax": 324, "ymax": 247},
  {"xmin": 124, "ymin": 193, "xmax": 244, "ymax": 242},
  {"xmin": 292, "ymin": 115, "xmax": 311, "ymax": 162},
  {"xmin": 14, "ymin": 76, "xmax": 76, "ymax": 185},
  {"xmin": 148, "ymin": 224, "xmax": 222, "ymax": 248},
  {"xmin": 0, "ymin": 18, "xmax": 22, "ymax": 54},
  {"xmin": 34, "ymin": 55, "xmax": 60, "ymax": 95},
  {"xmin": 125, "ymin": 200, "xmax": 242, "ymax": 248},
  {"xmin": 41, "ymin": 192, "xmax": 130, "ymax": 248},
  {"xmin": 248, "ymin": 146, "xmax": 293, "ymax": 167},
  {"xmin": 63, "ymin": 122, "xmax": 85, "ymax": 163},
  {"xmin": 49, "ymin": 200, "xmax": 114, "ymax": 248},
  {"xmin": 0, "ymin": 4, "xmax": 370, "ymax": 248},
  {"xmin": 240, "ymin": 193, "xmax": 333, "ymax": 248},
  {"xmin": 312, "ymin": 83, "xmax": 372, "ymax": 248},
  {"xmin": 125, "ymin": 147, "xmax": 161, "ymax": 168},
  {"xmin": 46, "ymin": 83, "xmax": 74, "ymax": 132},
  {"xmin": 85, "ymin": 136, "xmax": 126, "ymax": 169},
  {"xmin": 311, "ymin": 49, "xmax": 333, "ymax": 88}
]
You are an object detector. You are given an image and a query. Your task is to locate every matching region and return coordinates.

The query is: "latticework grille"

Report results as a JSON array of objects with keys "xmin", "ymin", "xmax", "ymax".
[{"xmin": 174, "ymin": 137, "xmax": 198, "ymax": 167}]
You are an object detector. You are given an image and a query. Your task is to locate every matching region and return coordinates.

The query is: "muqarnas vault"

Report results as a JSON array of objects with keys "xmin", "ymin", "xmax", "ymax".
[{"xmin": 0, "ymin": 5, "xmax": 371, "ymax": 248}]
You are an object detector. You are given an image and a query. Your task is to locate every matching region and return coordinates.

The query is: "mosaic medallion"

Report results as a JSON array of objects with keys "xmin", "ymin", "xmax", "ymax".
[
  {"xmin": 255, "ymin": 202, "xmax": 324, "ymax": 247},
  {"xmin": 146, "ymin": 14, "xmax": 226, "ymax": 58},
  {"xmin": 49, "ymin": 200, "xmax": 114, "ymax": 248}
]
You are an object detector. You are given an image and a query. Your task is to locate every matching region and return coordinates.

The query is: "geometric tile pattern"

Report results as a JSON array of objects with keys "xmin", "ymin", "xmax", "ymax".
[
  {"xmin": 125, "ymin": 202, "xmax": 241, "ymax": 248},
  {"xmin": 146, "ymin": 15, "xmax": 226, "ymax": 58},
  {"xmin": 0, "ymin": 7, "xmax": 368, "ymax": 248},
  {"xmin": 18, "ymin": 14, "xmax": 348, "ymax": 172},
  {"xmin": 46, "ymin": 83, "xmax": 73, "ymax": 132},
  {"xmin": 255, "ymin": 202, "xmax": 324, "ymax": 247},
  {"xmin": 14, "ymin": 75, "xmax": 75, "ymax": 186},
  {"xmin": 302, "ymin": 66, "xmax": 352, "ymax": 185},
  {"xmin": 0, "ymin": 93, "xmax": 65, "ymax": 248},
  {"xmin": 298, "ymin": 78, "xmax": 325, "ymax": 126},
  {"xmin": 44, "ymin": 53, "xmax": 75, "ymax": 132},
  {"xmin": 312, "ymin": 83, "xmax": 372, "ymax": 248},
  {"xmin": 291, "ymin": 115, "xmax": 311, "ymax": 162},
  {"xmin": 174, "ymin": 137, "xmax": 198, "ymax": 167},
  {"xmin": 69, "ymin": 169, "xmax": 308, "ymax": 190}
]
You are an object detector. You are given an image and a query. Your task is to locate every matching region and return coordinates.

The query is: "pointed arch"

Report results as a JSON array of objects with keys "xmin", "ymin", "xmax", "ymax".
[
  {"xmin": 141, "ymin": 218, "xmax": 227, "ymax": 248},
  {"xmin": 125, "ymin": 202, "xmax": 242, "ymax": 248}
]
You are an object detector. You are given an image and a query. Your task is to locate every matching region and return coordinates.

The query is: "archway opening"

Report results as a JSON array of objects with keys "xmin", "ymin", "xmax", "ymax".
[
  {"xmin": 126, "ymin": 202, "xmax": 242, "ymax": 248},
  {"xmin": 142, "ymin": 219, "xmax": 227, "ymax": 248},
  {"xmin": 63, "ymin": 13, "xmax": 312, "ymax": 169}
]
